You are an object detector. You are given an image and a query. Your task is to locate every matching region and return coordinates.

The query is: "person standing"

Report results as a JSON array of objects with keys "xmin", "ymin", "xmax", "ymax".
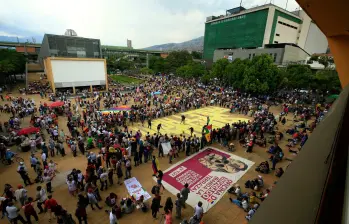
[
  {"xmin": 99, "ymin": 169, "xmax": 108, "ymax": 191},
  {"xmin": 151, "ymin": 156, "xmax": 159, "ymax": 177},
  {"xmin": 180, "ymin": 183, "xmax": 190, "ymax": 208},
  {"xmin": 175, "ymin": 193, "xmax": 182, "ymax": 219},
  {"xmin": 76, "ymin": 194, "xmax": 89, "ymax": 224},
  {"xmin": 116, "ymin": 160, "xmax": 123, "ymax": 185},
  {"xmin": 67, "ymin": 176, "xmax": 77, "ymax": 196},
  {"xmin": 109, "ymin": 209, "xmax": 118, "ymax": 224},
  {"xmin": 35, "ymin": 186, "xmax": 47, "ymax": 214},
  {"xmin": 193, "ymin": 201, "xmax": 204, "ymax": 222},
  {"xmin": 23, "ymin": 197, "xmax": 39, "ymax": 224},
  {"xmin": 87, "ymin": 189, "xmax": 102, "ymax": 210},
  {"xmin": 6, "ymin": 201, "xmax": 27, "ymax": 224},
  {"xmin": 17, "ymin": 162, "xmax": 32, "ymax": 186},
  {"xmin": 147, "ymin": 118, "xmax": 152, "ymax": 129},
  {"xmin": 44, "ymin": 195, "xmax": 58, "ymax": 222},
  {"xmin": 151, "ymin": 194, "xmax": 161, "ymax": 219},
  {"xmin": 14, "ymin": 185, "xmax": 27, "ymax": 206},
  {"xmin": 125, "ymin": 157, "xmax": 132, "ymax": 179},
  {"xmin": 29, "ymin": 154, "xmax": 38, "ymax": 171}
]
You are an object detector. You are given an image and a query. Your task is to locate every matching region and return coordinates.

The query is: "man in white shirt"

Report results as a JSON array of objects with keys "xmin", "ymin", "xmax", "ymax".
[
  {"xmin": 6, "ymin": 201, "xmax": 26, "ymax": 223},
  {"xmin": 193, "ymin": 201, "xmax": 204, "ymax": 221},
  {"xmin": 36, "ymin": 186, "xmax": 47, "ymax": 214},
  {"xmin": 14, "ymin": 185, "xmax": 27, "ymax": 206},
  {"xmin": 109, "ymin": 209, "xmax": 118, "ymax": 224},
  {"xmin": 41, "ymin": 152, "xmax": 47, "ymax": 166}
]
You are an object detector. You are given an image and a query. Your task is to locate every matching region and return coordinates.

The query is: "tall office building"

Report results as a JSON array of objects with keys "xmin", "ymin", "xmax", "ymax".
[
  {"xmin": 203, "ymin": 4, "xmax": 328, "ymax": 63},
  {"xmin": 127, "ymin": 39, "xmax": 133, "ymax": 49}
]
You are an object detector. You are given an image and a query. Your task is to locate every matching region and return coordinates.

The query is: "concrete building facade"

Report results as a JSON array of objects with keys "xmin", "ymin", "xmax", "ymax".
[
  {"xmin": 204, "ymin": 4, "xmax": 328, "ymax": 63},
  {"xmin": 213, "ymin": 43, "xmax": 309, "ymax": 66}
]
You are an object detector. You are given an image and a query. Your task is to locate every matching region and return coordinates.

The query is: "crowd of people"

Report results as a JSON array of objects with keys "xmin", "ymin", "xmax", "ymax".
[{"xmin": 0, "ymin": 74, "xmax": 330, "ymax": 224}]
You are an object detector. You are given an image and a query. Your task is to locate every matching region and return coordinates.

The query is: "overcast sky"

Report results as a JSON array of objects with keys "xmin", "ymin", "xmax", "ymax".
[{"xmin": 0, "ymin": 0, "xmax": 300, "ymax": 48}]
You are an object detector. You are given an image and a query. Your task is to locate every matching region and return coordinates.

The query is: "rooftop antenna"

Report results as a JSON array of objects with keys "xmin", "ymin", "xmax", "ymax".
[
  {"xmin": 240, "ymin": 0, "xmax": 243, "ymax": 7},
  {"xmin": 285, "ymin": 0, "xmax": 288, "ymax": 10}
]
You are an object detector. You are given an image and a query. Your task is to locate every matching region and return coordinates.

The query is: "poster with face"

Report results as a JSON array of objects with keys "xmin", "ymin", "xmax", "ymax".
[{"xmin": 156, "ymin": 147, "xmax": 254, "ymax": 212}]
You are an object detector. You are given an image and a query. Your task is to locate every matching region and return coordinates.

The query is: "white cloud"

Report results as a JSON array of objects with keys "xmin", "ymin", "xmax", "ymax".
[
  {"xmin": 0, "ymin": 31, "xmax": 24, "ymax": 38},
  {"xmin": 0, "ymin": 0, "xmax": 300, "ymax": 48}
]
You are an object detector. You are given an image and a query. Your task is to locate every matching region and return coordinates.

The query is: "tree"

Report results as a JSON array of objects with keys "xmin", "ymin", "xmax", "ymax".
[
  {"xmin": 166, "ymin": 51, "xmax": 193, "ymax": 72},
  {"xmin": 211, "ymin": 58, "xmax": 229, "ymax": 79},
  {"xmin": 0, "ymin": 49, "xmax": 26, "ymax": 83},
  {"xmin": 284, "ymin": 64, "xmax": 313, "ymax": 89},
  {"xmin": 191, "ymin": 51, "xmax": 202, "ymax": 59},
  {"xmin": 313, "ymin": 69, "xmax": 341, "ymax": 93},
  {"xmin": 223, "ymin": 58, "xmax": 250, "ymax": 89},
  {"xmin": 140, "ymin": 67, "xmax": 154, "ymax": 75},
  {"xmin": 242, "ymin": 54, "xmax": 281, "ymax": 94},
  {"xmin": 201, "ymin": 71, "xmax": 214, "ymax": 85},
  {"xmin": 176, "ymin": 62, "xmax": 205, "ymax": 78}
]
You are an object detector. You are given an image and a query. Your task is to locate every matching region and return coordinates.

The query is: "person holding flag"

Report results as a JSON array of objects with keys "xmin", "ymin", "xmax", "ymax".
[{"xmin": 203, "ymin": 124, "xmax": 212, "ymax": 144}]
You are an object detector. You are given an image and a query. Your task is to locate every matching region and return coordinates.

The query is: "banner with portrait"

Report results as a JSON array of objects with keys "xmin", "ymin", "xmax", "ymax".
[{"xmin": 155, "ymin": 147, "xmax": 254, "ymax": 212}]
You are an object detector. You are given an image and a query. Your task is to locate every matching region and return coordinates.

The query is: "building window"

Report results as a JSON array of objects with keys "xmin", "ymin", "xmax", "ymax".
[
  {"xmin": 274, "ymin": 41, "xmax": 279, "ymax": 43},
  {"xmin": 248, "ymin": 54, "xmax": 251, "ymax": 59},
  {"xmin": 276, "ymin": 33, "xmax": 280, "ymax": 36},
  {"xmin": 252, "ymin": 53, "xmax": 255, "ymax": 58},
  {"xmin": 273, "ymin": 53, "xmax": 277, "ymax": 62}
]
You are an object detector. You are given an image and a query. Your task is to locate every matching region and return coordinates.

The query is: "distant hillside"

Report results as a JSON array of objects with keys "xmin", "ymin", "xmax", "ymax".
[{"xmin": 144, "ymin": 36, "xmax": 203, "ymax": 52}]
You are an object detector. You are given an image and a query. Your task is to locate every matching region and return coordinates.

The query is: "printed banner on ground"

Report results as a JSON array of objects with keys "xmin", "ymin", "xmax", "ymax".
[
  {"xmin": 124, "ymin": 177, "xmax": 151, "ymax": 201},
  {"xmin": 161, "ymin": 142, "xmax": 172, "ymax": 155},
  {"xmin": 155, "ymin": 147, "xmax": 254, "ymax": 212}
]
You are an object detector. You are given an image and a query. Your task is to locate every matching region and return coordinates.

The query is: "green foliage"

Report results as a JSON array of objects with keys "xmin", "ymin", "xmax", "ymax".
[
  {"xmin": 285, "ymin": 64, "xmax": 313, "ymax": 89},
  {"xmin": 107, "ymin": 55, "xmax": 134, "ymax": 73},
  {"xmin": 0, "ymin": 49, "xmax": 26, "ymax": 77},
  {"xmin": 309, "ymin": 55, "xmax": 334, "ymax": 68},
  {"xmin": 201, "ymin": 71, "xmax": 214, "ymax": 85},
  {"xmin": 211, "ymin": 58, "xmax": 229, "ymax": 80},
  {"xmin": 140, "ymin": 67, "xmax": 154, "ymax": 75},
  {"xmin": 167, "ymin": 51, "xmax": 193, "ymax": 72},
  {"xmin": 191, "ymin": 51, "xmax": 202, "ymax": 59},
  {"xmin": 149, "ymin": 51, "xmax": 194, "ymax": 74},
  {"xmin": 176, "ymin": 62, "xmax": 205, "ymax": 78},
  {"xmin": 110, "ymin": 75, "xmax": 143, "ymax": 84},
  {"xmin": 223, "ymin": 58, "xmax": 250, "ymax": 89},
  {"xmin": 242, "ymin": 54, "xmax": 281, "ymax": 94},
  {"xmin": 313, "ymin": 69, "xmax": 341, "ymax": 93}
]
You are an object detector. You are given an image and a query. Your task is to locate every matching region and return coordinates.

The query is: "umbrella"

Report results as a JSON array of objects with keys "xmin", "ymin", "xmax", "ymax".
[
  {"xmin": 49, "ymin": 101, "xmax": 64, "ymax": 108},
  {"xmin": 17, "ymin": 127, "xmax": 40, "ymax": 136}
]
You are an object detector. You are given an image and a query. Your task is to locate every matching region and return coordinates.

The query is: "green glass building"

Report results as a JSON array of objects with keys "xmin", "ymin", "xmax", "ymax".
[{"xmin": 203, "ymin": 4, "xmax": 315, "ymax": 63}]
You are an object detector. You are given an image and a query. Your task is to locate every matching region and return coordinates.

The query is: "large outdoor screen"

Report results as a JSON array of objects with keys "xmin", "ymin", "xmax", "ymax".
[{"xmin": 50, "ymin": 59, "xmax": 106, "ymax": 87}]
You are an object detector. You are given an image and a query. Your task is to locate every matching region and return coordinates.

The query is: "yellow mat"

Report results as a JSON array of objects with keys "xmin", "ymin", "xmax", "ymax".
[{"xmin": 129, "ymin": 107, "xmax": 250, "ymax": 138}]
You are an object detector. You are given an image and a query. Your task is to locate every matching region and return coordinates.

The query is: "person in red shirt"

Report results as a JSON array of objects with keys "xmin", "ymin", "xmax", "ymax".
[
  {"xmin": 45, "ymin": 195, "xmax": 58, "ymax": 222},
  {"xmin": 23, "ymin": 197, "xmax": 39, "ymax": 224}
]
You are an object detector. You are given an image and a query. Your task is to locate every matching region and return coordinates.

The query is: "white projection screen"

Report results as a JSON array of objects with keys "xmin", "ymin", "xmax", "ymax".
[{"xmin": 50, "ymin": 59, "xmax": 106, "ymax": 88}]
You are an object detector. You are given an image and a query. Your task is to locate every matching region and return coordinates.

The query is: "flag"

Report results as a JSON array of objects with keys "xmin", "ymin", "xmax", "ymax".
[
  {"xmin": 203, "ymin": 124, "xmax": 212, "ymax": 134},
  {"xmin": 206, "ymin": 124, "xmax": 212, "ymax": 131},
  {"xmin": 205, "ymin": 133, "xmax": 211, "ymax": 142}
]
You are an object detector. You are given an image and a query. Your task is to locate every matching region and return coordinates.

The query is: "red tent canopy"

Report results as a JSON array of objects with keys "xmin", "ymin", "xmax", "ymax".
[
  {"xmin": 49, "ymin": 101, "xmax": 64, "ymax": 108},
  {"xmin": 17, "ymin": 127, "xmax": 40, "ymax": 136}
]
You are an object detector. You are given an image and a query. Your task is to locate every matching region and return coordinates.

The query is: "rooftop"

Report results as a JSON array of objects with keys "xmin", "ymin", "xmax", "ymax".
[{"xmin": 206, "ymin": 3, "xmax": 302, "ymax": 23}]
